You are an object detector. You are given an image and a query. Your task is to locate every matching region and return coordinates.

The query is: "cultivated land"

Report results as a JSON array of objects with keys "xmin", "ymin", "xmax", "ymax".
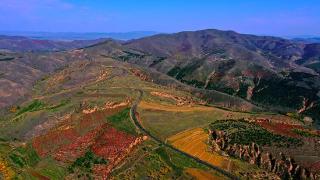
[
  {"xmin": 167, "ymin": 128, "xmax": 270, "ymax": 178},
  {"xmin": 0, "ymin": 60, "xmax": 230, "ymax": 179},
  {"xmin": 137, "ymin": 98, "xmax": 299, "ymax": 140},
  {"xmin": 1, "ymin": 29, "xmax": 320, "ymax": 179}
]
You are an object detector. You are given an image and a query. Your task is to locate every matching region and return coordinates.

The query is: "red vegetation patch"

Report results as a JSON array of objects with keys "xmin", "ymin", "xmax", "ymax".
[
  {"xmin": 91, "ymin": 127, "xmax": 136, "ymax": 160},
  {"xmin": 78, "ymin": 112, "xmax": 106, "ymax": 132},
  {"xmin": 256, "ymin": 120, "xmax": 304, "ymax": 138},
  {"xmin": 32, "ymin": 105, "xmax": 127, "ymax": 157},
  {"xmin": 32, "ymin": 101, "xmax": 129, "ymax": 155},
  {"xmin": 91, "ymin": 128, "xmax": 144, "ymax": 178},
  {"xmin": 32, "ymin": 104, "xmax": 144, "ymax": 179},
  {"xmin": 53, "ymin": 124, "xmax": 106, "ymax": 162},
  {"xmin": 310, "ymin": 161, "xmax": 320, "ymax": 172},
  {"xmin": 32, "ymin": 127, "xmax": 78, "ymax": 157}
]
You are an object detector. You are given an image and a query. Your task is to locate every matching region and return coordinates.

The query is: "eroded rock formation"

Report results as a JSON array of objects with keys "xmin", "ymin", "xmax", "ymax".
[{"xmin": 209, "ymin": 129, "xmax": 319, "ymax": 179}]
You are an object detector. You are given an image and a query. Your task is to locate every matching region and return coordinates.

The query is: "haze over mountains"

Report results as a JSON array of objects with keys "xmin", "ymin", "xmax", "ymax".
[
  {"xmin": 292, "ymin": 37, "xmax": 320, "ymax": 44},
  {"xmin": 0, "ymin": 35, "xmax": 108, "ymax": 52},
  {"xmin": 0, "ymin": 31, "xmax": 158, "ymax": 41}
]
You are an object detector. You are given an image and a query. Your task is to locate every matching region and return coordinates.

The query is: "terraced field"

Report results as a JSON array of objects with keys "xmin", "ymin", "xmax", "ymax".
[
  {"xmin": 168, "ymin": 128, "xmax": 233, "ymax": 170},
  {"xmin": 0, "ymin": 60, "xmax": 235, "ymax": 179},
  {"xmin": 0, "ymin": 54, "xmax": 313, "ymax": 179},
  {"xmin": 167, "ymin": 128, "xmax": 269, "ymax": 177}
]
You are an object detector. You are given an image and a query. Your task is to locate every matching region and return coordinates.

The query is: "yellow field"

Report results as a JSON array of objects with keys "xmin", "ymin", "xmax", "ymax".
[
  {"xmin": 185, "ymin": 168, "xmax": 226, "ymax": 180},
  {"xmin": 0, "ymin": 158, "xmax": 15, "ymax": 180},
  {"xmin": 139, "ymin": 101, "xmax": 219, "ymax": 112},
  {"xmin": 168, "ymin": 128, "xmax": 234, "ymax": 170}
]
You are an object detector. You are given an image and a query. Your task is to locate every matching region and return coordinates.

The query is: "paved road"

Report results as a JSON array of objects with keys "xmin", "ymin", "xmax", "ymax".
[{"xmin": 129, "ymin": 89, "xmax": 239, "ymax": 180}]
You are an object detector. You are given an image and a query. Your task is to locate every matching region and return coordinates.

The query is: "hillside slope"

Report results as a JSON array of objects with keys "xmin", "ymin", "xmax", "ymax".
[
  {"xmin": 0, "ymin": 49, "xmax": 90, "ymax": 108},
  {"xmin": 86, "ymin": 29, "xmax": 320, "ymax": 121},
  {"xmin": 1, "ymin": 29, "xmax": 320, "ymax": 121}
]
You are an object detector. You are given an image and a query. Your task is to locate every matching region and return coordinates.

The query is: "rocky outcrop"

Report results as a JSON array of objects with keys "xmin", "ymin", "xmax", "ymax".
[
  {"xmin": 298, "ymin": 97, "xmax": 316, "ymax": 114},
  {"xmin": 130, "ymin": 68, "xmax": 153, "ymax": 82},
  {"xmin": 82, "ymin": 98, "xmax": 131, "ymax": 114},
  {"xmin": 209, "ymin": 129, "xmax": 319, "ymax": 179}
]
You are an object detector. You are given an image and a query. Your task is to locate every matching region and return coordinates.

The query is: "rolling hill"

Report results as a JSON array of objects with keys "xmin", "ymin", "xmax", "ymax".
[
  {"xmin": 83, "ymin": 29, "xmax": 320, "ymax": 122},
  {"xmin": 1, "ymin": 29, "xmax": 320, "ymax": 179},
  {"xmin": 0, "ymin": 35, "xmax": 107, "ymax": 52}
]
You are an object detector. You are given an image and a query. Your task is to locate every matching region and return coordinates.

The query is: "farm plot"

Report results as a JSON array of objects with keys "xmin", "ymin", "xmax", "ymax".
[
  {"xmin": 31, "ymin": 105, "xmax": 142, "ymax": 179},
  {"xmin": 168, "ymin": 128, "xmax": 263, "ymax": 177},
  {"xmin": 186, "ymin": 168, "xmax": 227, "ymax": 180},
  {"xmin": 168, "ymin": 128, "xmax": 232, "ymax": 170},
  {"xmin": 137, "ymin": 105, "xmax": 251, "ymax": 140}
]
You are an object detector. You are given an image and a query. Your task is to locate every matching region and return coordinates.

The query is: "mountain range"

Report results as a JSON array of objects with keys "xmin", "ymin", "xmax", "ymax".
[
  {"xmin": 88, "ymin": 29, "xmax": 320, "ymax": 121},
  {"xmin": 0, "ymin": 31, "xmax": 158, "ymax": 41},
  {"xmin": 1, "ymin": 29, "xmax": 320, "ymax": 122}
]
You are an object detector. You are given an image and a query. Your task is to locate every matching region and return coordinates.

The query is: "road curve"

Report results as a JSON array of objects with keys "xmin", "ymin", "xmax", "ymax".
[{"xmin": 130, "ymin": 89, "xmax": 239, "ymax": 180}]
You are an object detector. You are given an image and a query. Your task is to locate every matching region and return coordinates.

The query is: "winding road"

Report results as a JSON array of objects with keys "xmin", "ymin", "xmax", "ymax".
[{"xmin": 129, "ymin": 89, "xmax": 239, "ymax": 180}]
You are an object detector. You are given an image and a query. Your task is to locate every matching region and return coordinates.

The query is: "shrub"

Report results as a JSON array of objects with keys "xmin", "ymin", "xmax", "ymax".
[
  {"xmin": 210, "ymin": 119, "xmax": 303, "ymax": 147},
  {"xmin": 16, "ymin": 100, "xmax": 45, "ymax": 116},
  {"xmin": 68, "ymin": 151, "xmax": 107, "ymax": 178}
]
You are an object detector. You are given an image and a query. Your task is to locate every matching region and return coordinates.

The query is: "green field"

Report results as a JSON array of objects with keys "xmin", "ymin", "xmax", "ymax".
[{"xmin": 138, "ymin": 107, "xmax": 251, "ymax": 140}]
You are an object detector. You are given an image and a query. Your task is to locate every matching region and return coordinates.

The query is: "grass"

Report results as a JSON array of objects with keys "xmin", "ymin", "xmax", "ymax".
[
  {"xmin": 16, "ymin": 100, "xmax": 46, "ymax": 116},
  {"xmin": 111, "ymin": 140, "xmax": 213, "ymax": 179},
  {"xmin": 210, "ymin": 119, "xmax": 303, "ymax": 147},
  {"xmin": 47, "ymin": 99, "xmax": 71, "ymax": 111},
  {"xmin": 111, "ymin": 140, "xmax": 175, "ymax": 179},
  {"xmin": 165, "ymin": 146, "xmax": 207, "ymax": 170},
  {"xmin": 8, "ymin": 144, "xmax": 40, "ymax": 168},
  {"xmin": 155, "ymin": 147, "xmax": 183, "ymax": 176},
  {"xmin": 292, "ymin": 129, "xmax": 320, "ymax": 138},
  {"xmin": 107, "ymin": 108, "xmax": 137, "ymax": 135},
  {"xmin": 138, "ymin": 107, "xmax": 250, "ymax": 140},
  {"xmin": 35, "ymin": 158, "xmax": 67, "ymax": 180}
]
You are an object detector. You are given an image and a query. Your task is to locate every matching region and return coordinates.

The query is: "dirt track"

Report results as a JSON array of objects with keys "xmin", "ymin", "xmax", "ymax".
[{"xmin": 138, "ymin": 101, "xmax": 215, "ymax": 112}]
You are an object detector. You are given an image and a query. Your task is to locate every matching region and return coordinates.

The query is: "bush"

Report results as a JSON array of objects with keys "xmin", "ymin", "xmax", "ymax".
[
  {"xmin": 16, "ymin": 100, "xmax": 45, "ymax": 116},
  {"xmin": 8, "ymin": 145, "xmax": 40, "ymax": 168},
  {"xmin": 68, "ymin": 151, "xmax": 107, "ymax": 178},
  {"xmin": 292, "ymin": 129, "xmax": 320, "ymax": 138},
  {"xmin": 210, "ymin": 119, "xmax": 303, "ymax": 147}
]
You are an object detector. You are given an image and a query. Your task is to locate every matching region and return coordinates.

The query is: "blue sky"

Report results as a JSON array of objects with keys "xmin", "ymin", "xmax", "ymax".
[{"xmin": 0, "ymin": 0, "xmax": 319, "ymax": 36}]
